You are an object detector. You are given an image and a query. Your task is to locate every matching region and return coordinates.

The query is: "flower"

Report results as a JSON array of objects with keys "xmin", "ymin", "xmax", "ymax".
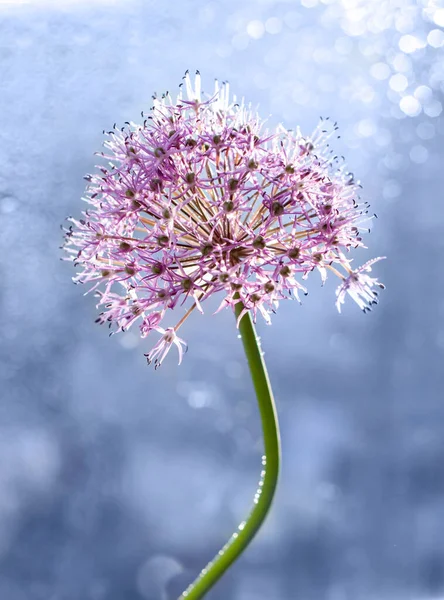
[
  {"xmin": 64, "ymin": 71, "xmax": 384, "ymax": 366},
  {"xmin": 335, "ymin": 257, "xmax": 386, "ymax": 313},
  {"xmin": 145, "ymin": 327, "xmax": 188, "ymax": 369}
]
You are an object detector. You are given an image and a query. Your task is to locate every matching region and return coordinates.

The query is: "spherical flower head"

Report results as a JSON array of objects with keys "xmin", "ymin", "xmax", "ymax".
[{"xmin": 64, "ymin": 71, "xmax": 385, "ymax": 367}]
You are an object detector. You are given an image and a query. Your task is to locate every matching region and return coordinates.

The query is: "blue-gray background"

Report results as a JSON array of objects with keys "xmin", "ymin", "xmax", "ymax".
[{"xmin": 1, "ymin": 1, "xmax": 444, "ymax": 598}]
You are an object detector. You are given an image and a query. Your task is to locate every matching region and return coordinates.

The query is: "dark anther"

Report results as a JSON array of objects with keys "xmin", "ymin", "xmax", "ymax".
[
  {"xmin": 201, "ymin": 243, "xmax": 213, "ymax": 256},
  {"xmin": 288, "ymin": 247, "xmax": 300, "ymax": 260},
  {"xmin": 252, "ymin": 236, "xmax": 266, "ymax": 250},
  {"xmin": 150, "ymin": 178, "xmax": 163, "ymax": 191},
  {"xmin": 182, "ymin": 278, "xmax": 193, "ymax": 291},
  {"xmin": 151, "ymin": 263, "xmax": 164, "ymax": 275},
  {"xmin": 279, "ymin": 265, "xmax": 291, "ymax": 277},
  {"xmin": 271, "ymin": 202, "xmax": 284, "ymax": 216},
  {"xmin": 157, "ymin": 235, "xmax": 169, "ymax": 247}
]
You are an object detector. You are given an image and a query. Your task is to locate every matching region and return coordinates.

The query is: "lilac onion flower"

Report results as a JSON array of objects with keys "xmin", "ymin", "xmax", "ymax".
[
  {"xmin": 64, "ymin": 72, "xmax": 386, "ymax": 600},
  {"xmin": 335, "ymin": 256, "xmax": 386, "ymax": 313},
  {"xmin": 64, "ymin": 71, "xmax": 384, "ymax": 367}
]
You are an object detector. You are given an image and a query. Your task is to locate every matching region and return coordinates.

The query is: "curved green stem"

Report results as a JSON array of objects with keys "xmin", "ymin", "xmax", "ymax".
[{"xmin": 178, "ymin": 304, "xmax": 281, "ymax": 599}]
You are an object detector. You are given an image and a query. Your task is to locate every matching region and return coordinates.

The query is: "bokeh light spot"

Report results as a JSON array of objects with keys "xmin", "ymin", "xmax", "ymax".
[
  {"xmin": 398, "ymin": 34, "xmax": 424, "ymax": 54},
  {"xmin": 427, "ymin": 29, "xmax": 444, "ymax": 48},
  {"xmin": 246, "ymin": 20, "xmax": 265, "ymax": 39},
  {"xmin": 433, "ymin": 8, "xmax": 444, "ymax": 27},
  {"xmin": 399, "ymin": 95, "xmax": 421, "ymax": 117},
  {"xmin": 424, "ymin": 100, "xmax": 442, "ymax": 118},
  {"xmin": 389, "ymin": 73, "xmax": 408, "ymax": 92}
]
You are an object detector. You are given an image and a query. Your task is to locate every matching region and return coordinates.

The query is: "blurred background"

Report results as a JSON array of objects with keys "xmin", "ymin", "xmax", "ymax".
[{"xmin": 1, "ymin": 0, "xmax": 444, "ymax": 598}]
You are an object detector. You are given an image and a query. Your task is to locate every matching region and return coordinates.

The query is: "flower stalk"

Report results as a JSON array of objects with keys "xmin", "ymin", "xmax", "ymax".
[{"xmin": 179, "ymin": 302, "xmax": 281, "ymax": 599}]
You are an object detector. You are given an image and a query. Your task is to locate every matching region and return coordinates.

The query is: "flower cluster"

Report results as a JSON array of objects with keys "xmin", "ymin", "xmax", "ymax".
[{"xmin": 64, "ymin": 72, "xmax": 384, "ymax": 367}]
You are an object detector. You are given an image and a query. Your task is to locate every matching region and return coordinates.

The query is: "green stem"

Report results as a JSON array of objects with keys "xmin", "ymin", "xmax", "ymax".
[{"xmin": 178, "ymin": 304, "xmax": 281, "ymax": 599}]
